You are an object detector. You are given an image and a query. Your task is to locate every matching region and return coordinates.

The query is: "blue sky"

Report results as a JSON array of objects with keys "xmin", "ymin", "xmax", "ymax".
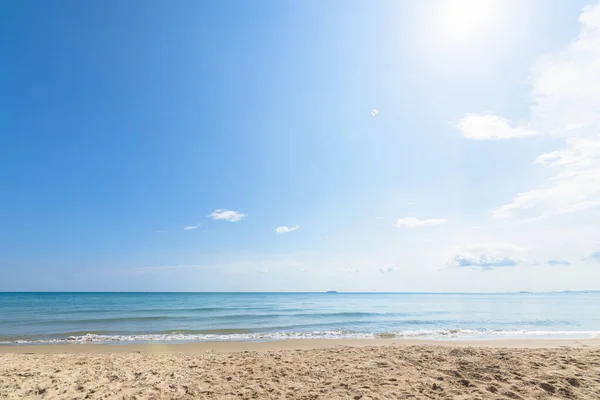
[{"xmin": 2, "ymin": 0, "xmax": 600, "ymax": 292}]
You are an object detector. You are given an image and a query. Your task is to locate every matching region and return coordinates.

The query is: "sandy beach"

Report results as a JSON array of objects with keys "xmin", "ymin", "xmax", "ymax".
[{"xmin": 2, "ymin": 339, "xmax": 600, "ymax": 399}]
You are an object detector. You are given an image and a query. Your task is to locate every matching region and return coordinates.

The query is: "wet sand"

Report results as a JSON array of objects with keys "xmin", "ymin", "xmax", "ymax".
[
  {"xmin": 2, "ymin": 337, "xmax": 600, "ymax": 354},
  {"xmin": 1, "ymin": 339, "xmax": 600, "ymax": 399}
]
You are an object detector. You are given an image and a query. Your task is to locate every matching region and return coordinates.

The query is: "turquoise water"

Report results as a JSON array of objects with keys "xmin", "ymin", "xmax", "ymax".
[{"xmin": 1, "ymin": 292, "xmax": 599, "ymax": 344}]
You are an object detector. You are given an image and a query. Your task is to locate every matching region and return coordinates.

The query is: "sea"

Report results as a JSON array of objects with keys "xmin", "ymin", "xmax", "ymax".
[{"xmin": 1, "ymin": 292, "xmax": 599, "ymax": 345}]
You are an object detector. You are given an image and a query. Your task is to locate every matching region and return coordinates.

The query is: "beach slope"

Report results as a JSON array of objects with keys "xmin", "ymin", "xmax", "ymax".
[{"xmin": 1, "ymin": 341, "xmax": 600, "ymax": 399}]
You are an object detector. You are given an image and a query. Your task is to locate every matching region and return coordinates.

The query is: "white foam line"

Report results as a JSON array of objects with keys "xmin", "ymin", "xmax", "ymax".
[{"xmin": 2, "ymin": 329, "xmax": 599, "ymax": 345}]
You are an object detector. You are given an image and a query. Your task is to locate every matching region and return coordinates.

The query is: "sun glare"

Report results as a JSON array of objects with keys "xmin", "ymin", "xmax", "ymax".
[{"xmin": 431, "ymin": 0, "xmax": 501, "ymax": 45}]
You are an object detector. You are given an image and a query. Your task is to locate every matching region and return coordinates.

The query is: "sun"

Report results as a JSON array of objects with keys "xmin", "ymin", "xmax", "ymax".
[{"xmin": 430, "ymin": 0, "xmax": 502, "ymax": 45}]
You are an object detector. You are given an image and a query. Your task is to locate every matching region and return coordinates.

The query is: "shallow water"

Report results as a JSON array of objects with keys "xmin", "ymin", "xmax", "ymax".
[{"xmin": 1, "ymin": 292, "xmax": 599, "ymax": 344}]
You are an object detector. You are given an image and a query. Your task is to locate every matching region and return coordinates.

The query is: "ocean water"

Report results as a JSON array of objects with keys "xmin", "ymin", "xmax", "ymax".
[{"xmin": 1, "ymin": 292, "xmax": 599, "ymax": 344}]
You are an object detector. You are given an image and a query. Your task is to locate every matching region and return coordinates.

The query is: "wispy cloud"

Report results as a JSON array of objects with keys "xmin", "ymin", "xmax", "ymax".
[
  {"xmin": 590, "ymin": 250, "xmax": 600, "ymax": 263},
  {"xmin": 459, "ymin": 114, "xmax": 536, "ymax": 140},
  {"xmin": 493, "ymin": 137, "xmax": 600, "ymax": 220},
  {"xmin": 275, "ymin": 225, "xmax": 299, "ymax": 234},
  {"xmin": 467, "ymin": 3, "xmax": 600, "ymax": 221},
  {"xmin": 452, "ymin": 255, "xmax": 520, "ymax": 269},
  {"xmin": 183, "ymin": 225, "xmax": 198, "ymax": 230},
  {"xmin": 371, "ymin": 109, "xmax": 378, "ymax": 117},
  {"xmin": 378, "ymin": 266, "xmax": 398, "ymax": 273},
  {"xmin": 448, "ymin": 243, "xmax": 527, "ymax": 271},
  {"xmin": 259, "ymin": 268, "xmax": 268, "ymax": 273},
  {"xmin": 547, "ymin": 259, "xmax": 571, "ymax": 266},
  {"xmin": 394, "ymin": 217, "xmax": 448, "ymax": 228},
  {"xmin": 348, "ymin": 268, "xmax": 360, "ymax": 273},
  {"xmin": 208, "ymin": 209, "xmax": 246, "ymax": 222}
]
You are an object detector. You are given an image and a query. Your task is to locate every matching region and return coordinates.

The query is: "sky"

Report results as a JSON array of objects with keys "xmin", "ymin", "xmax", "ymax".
[{"xmin": 2, "ymin": 0, "xmax": 600, "ymax": 292}]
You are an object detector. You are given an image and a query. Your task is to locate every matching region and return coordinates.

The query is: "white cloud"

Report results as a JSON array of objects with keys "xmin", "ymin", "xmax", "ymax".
[
  {"xmin": 208, "ymin": 209, "xmax": 246, "ymax": 222},
  {"xmin": 394, "ymin": 217, "xmax": 448, "ymax": 228},
  {"xmin": 590, "ymin": 250, "xmax": 600, "ymax": 263},
  {"xmin": 459, "ymin": 114, "xmax": 536, "ymax": 140},
  {"xmin": 259, "ymin": 268, "xmax": 268, "ymax": 273},
  {"xmin": 371, "ymin": 109, "xmax": 378, "ymax": 117},
  {"xmin": 378, "ymin": 266, "xmax": 398, "ymax": 273},
  {"xmin": 183, "ymin": 225, "xmax": 198, "ymax": 230},
  {"xmin": 493, "ymin": 136, "xmax": 600, "ymax": 220},
  {"xmin": 467, "ymin": 3, "xmax": 600, "ymax": 221},
  {"xmin": 275, "ymin": 225, "xmax": 300, "ymax": 234},
  {"xmin": 300, "ymin": 268, "xmax": 307, "ymax": 272},
  {"xmin": 530, "ymin": 2, "xmax": 600, "ymax": 135},
  {"xmin": 447, "ymin": 243, "xmax": 528, "ymax": 271}
]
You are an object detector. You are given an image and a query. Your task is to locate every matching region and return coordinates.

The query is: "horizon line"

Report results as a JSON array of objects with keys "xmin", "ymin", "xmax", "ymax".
[{"xmin": 1, "ymin": 290, "xmax": 598, "ymax": 294}]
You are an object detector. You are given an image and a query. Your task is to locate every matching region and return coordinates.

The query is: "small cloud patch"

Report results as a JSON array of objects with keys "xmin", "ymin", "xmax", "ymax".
[
  {"xmin": 275, "ymin": 225, "xmax": 299, "ymax": 234},
  {"xmin": 448, "ymin": 243, "xmax": 526, "ymax": 271},
  {"xmin": 209, "ymin": 209, "xmax": 246, "ymax": 222},
  {"xmin": 547, "ymin": 259, "xmax": 571, "ymax": 266},
  {"xmin": 452, "ymin": 255, "xmax": 519, "ymax": 270}
]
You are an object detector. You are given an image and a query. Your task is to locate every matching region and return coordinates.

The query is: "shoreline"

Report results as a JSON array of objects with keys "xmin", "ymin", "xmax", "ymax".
[{"xmin": 2, "ymin": 337, "xmax": 600, "ymax": 354}]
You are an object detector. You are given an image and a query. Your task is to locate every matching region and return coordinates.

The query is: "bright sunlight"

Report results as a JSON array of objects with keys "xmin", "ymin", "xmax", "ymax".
[{"xmin": 430, "ymin": 0, "xmax": 504, "ymax": 44}]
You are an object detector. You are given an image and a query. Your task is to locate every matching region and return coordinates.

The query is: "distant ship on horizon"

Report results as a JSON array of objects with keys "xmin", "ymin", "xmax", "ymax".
[{"xmin": 325, "ymin": 290, "xmax": 338, "ymax": 294}]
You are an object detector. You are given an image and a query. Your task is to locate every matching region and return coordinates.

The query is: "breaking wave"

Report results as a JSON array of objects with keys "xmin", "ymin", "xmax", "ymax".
[{"xmin": 2, "ymin": 329, "xmax": 599, "ymax": 345}]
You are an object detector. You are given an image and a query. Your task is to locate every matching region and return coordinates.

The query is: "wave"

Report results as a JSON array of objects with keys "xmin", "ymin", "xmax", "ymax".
[
  {"xmin": 37, "ymin": 306, "xmax": 232, "ymax": 315},
  {"xmin": 3, "ymin": 311, "xmax": 422, "ymax": 326},
  {"xmin": 2, "ymin": 329, "xmax": 598, "ymax": 344},
  {"xmin": 7, "ymin": 315, "xmax": 174, "ymax": 325}
]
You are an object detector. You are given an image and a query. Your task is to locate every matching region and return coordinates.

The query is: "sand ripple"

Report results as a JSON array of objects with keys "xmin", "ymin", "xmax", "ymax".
[{"xmin": 1, "ymin": 345, "xmax": 600, "ymax": 399}]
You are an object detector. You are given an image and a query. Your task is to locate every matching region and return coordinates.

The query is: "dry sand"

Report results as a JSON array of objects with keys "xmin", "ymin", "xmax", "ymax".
[{"xmin": 1, "ymin": 339, "xmax": 600, "ymax": 399}]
